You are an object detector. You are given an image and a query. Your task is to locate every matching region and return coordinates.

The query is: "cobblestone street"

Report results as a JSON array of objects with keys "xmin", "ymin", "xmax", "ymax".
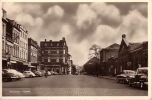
[{"xmin": 2, "ymin": 75, "xmax": 148, "ymax": 96}]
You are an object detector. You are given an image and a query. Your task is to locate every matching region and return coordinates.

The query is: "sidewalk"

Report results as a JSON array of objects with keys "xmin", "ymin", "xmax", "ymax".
[{"xmin": 99, "ymin": 76, "xmax": 116, "ymax": 81}]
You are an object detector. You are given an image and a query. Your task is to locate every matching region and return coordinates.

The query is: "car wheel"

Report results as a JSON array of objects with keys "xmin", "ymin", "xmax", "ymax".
[
  {"xmin": 3, "ymin": 78, "xmax": 8, "ymax": 82},
  {"xmin": 140, "ymin": 82, "xmax": 144, "ymax": 89},
  {"xmin": 122, "ymin": 81, "xmax": 125, "ymax": 84},
  {"xmin": 29, "ymin": 75, "xmax": 33, "ymax": 78}
]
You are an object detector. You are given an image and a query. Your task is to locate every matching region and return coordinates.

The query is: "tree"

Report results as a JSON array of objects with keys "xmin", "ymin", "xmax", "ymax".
[{"xmin": 89, "ymin": 44, "xmax": 101, "ymax": 59}]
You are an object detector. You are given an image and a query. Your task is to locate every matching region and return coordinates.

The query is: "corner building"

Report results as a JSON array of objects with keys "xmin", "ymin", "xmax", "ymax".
[{"xmin": 40, "ymin": 37, "xmax": 69, "ymax": 74}]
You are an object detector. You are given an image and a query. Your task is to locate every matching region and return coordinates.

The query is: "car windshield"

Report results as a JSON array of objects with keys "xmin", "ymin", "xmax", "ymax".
[
  {"xmin": 138, "ymin": 69, "xmax": 148, "ymax": 75},
  {"xmin": 123, "ymin": 70, "xmax": 135, "ymax": 74}
]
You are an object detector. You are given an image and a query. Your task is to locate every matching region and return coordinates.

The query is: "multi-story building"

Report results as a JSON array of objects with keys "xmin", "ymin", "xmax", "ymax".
[
  {"xmin": 99, "ymin": 43, "xmax": 120, "ymax": 75},
  {"xmin": 28, "ymin": 38, "xmax": 38, "ymax": 70},
  {"xmin": 2, "ymin": 9, "xmax": 29, "ymax": 72},
  {"xmin": 40, "ymin": 37, "xmax": 69, "ymax": 74},
  {"xmin": 117, "ymin": 34, "xmax": 148, "ymax": 74},
  {"xmin": 37, "ymin": 45, "xmax": 42, "ymax": 70},
  {"xmin": 2, "ymin": 9, "xmax": 8, "ymax": 68},
  {"xmin": 67, "ymin": 54, "xmax": 73, "ymax": 74},
  {"xmin": 5, "ymin": 19, "xmax": 20, "ymax": 69},
  {"xmin": 19, "ymin": 25, "xmax": 28, "ymax": 65}
]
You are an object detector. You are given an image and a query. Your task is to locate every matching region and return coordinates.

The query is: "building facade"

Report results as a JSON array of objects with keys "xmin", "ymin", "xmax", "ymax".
[
  {"xmin": 28, "ymin": 38, "xmax": 38, "ymax": 70},
  {"xmin": 2, "ymin": 9, "xmax": 29, "ymax": 72},
  {"xmin": 117, "ymin": 34, "xmax": 148, "ymax": 74},
  {"xmin": 36, "ymin": 45, "xmax": 42, "ymax": 71},
  {"xmin": 19, "ymin": 25, "xmax": 28, "ymax": 65},
  {"xmin": 40, "ymin": 37, "xmax": 69, "ymax": 74},
  {"xmin": 2, "ymin": 9, "xmax": 8, "ymax": 68},
  {"xmin": 99, "ymin": 43, "xmax": 120, "ymax": 75},
  {"xmin": 67, "ymin": 54, "xmax": 73, "ymax": 74},
  {"xmin": 5, "ymin": 19, "xmax": 20, "ymax": 70}
]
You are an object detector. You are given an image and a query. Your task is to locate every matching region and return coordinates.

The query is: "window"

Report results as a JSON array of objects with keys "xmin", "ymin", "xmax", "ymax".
[
  {"xmin": 2, "ymin": 23, "xmax": 5, "ymax": 36},
  {"xmin": 59, "ymin": 59, "xmax": 63, "ymax": 63},
  {"xmin": 57, "ymin": 50, "xmax": 59, "ymax": 54},
  {"xmin": 56, "ymin": 58, "xmax": 59, "ymax": 62},
  {"xmin": 44, "ymin": 50, "xmax": 48, "ymax": 54},
  {"xmin": 48, "ymin": 57, "xmax": 50, "ymax": 62},
  {"xmin": 48, "ymin": 50, "xmax": 50, "ymax": 54},
  {"xmin": 63, "ymin": 50, "xmax": 65, "ymax": 54},
  {"xmin": 59, "ymin": 50, "xmax": 63, "ymax": 54},
  {"xmin": 2, "ymin": 41, "xmax": 4, "ymax": 50},
  {"xmin": 42, "ymin": 58, "xmax": 44, "ymax": 62},
  {"xmin": 44, "ymin": 59, "xmax": 48, "ymax": 62},
  {"xmin": 51, "ymin": 59, "xmax": 56, "ymax": 62},
  {"xmin": 45, "ymin": 43, "xmax": 47, "ymax": 46}
]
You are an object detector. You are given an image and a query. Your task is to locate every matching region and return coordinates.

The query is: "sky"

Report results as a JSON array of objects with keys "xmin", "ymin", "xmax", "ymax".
[{"xmin": 2, "ymin": 2, "xmax": 148, "ymax": 66}]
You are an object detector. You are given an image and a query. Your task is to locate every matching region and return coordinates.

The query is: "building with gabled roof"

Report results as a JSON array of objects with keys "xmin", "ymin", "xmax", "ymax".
[{"xmin": 117, "ymin": 34, "xmax": 148, "ymax": 74}]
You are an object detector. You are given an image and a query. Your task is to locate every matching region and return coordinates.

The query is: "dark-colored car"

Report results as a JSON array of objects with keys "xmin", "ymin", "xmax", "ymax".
[
  {"xmin": 128, "ymin": 67, "xmax": 148, "ymax": 89},
  {"xmin": 2, "ymin": 72, "xmax": 18, "ymax": 82},
  {"xmin": 116, "ymin": 70, "xmax": 136, "ymax": 84}
]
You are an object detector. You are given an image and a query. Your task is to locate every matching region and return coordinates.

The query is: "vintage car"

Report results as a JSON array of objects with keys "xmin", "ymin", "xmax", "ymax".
[
  {"xmin": 2, "ymin": 72, "xmax": 18, "ymax": 82},
  {"xmin": 23, "ymin": 71, "xmax": 36, "ymax": 78},
  {"xmin": 33, "ymin": 70, "xmax": 43, "ymax": 77},
  {"xmin": 128, "ymin": 67, "xmax": 148, "ymax": 89},
  {"xmin": 3, "ymin": 69, "xmax": 25, "ymax": 80},
  {"xmin": 116, "ymin": 70, "xmax": 136, "ymax": 84}
]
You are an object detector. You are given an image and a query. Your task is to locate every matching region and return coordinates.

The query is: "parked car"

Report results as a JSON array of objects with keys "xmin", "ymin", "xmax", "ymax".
[
  {"xmin": 2, "ymin": 72, "xmax": 18, "ymax": 82},
  {"xmin": 128, "ymin": 67, "xmax": 148, "ymax": 89},
  {"xmin": 23, "ymin": 71, "xmax": 36, "ymax": 78},
  {"xmin": 33, "ymin": 71, "xmax": 43, "ymax": 77},
  {"xmin": 2, "ymin": 69, "xmax": 25, "ymax": 79},
  {"xmin": 50, "ymin": 71, "xmax": 58, "ymax": 75},
  {"xmin": 116, "ymin": 70, "xmax": 136, "ymax": 84},
  {"xmin": 47, "ymin": 71, "xmax": 52, "ymax": 76},
  {"xmin": 9, "ymin": 69, "xmax": 25, "ymax": 79},
  {"xmin": 74, "ymin": 72, "xmax": 79, "ymax": 75}
]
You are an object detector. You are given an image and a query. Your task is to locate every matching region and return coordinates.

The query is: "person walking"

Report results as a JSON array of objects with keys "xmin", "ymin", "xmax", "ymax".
[{"xmin": 44, "ymin": 70, "xmax": 48, "ymax": 78}]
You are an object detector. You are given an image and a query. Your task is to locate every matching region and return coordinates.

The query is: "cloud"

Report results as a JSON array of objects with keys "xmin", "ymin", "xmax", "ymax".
[
  {"xmin": 2, "ymin": 2, "xmax": 147, "ymax": 66},
  {"xmin": 91, "ymin": 25, "xmax": 117, "ymax": 48},
  {"xmin": 75, "ymin": 3, "xmax": 122, "ymax": 42},
  {"xmin": 76, "ymin": 3, "xmax": 121, "ymax": 30},
  {"xmin": 91, "ymin": 3, "xmax": 121, "ymax": 25},
  {"xmin": 46, "ymin": 5, "xmax": 64, "ymax": 18},
  {"xmin": 117, "ymin": 10, "xmax": 147, "ymax": 42},
  {"xmin": 2, "ymin": 2, "xmax": 23, "ymax": 18},
  {"xmin": 15, "ymin": 12, "xmax": 44, "ymax": 37},
  {"xmin": 131, "ymin": 3, "xmax": 147, "ymax": 17},
  {"xmin": 76, "ymin": 4, "xmax": 97, "ymax": 30}
]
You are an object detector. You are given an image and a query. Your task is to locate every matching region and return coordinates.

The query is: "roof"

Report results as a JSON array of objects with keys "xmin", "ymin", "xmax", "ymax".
[
  {"xmin": 123, "ymin": 38, "xmax": 129, "ymax": 46},
  {"xmin": 105, "ymin": 43, "xmax": 120, "ymax": 49},
  {"xmin": 138, "ymin": 67, "xmax": 148, "ymax": 69},
  {"xmin": 129, "ymin": 43, "xmax": 142, "ymax": 50}
]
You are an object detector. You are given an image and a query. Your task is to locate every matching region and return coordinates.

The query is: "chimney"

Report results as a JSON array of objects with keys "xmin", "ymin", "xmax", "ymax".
[
  {"xmin": 2, "ymin": 9, "xmax": 7, "ymax": 19},
  {"xmin": 62, "ymin": 37, "xmax": 65, "ymax": 41},
  {"xmin": 122, "ymin": 34, "xmax": 126, "ymax": 39}
]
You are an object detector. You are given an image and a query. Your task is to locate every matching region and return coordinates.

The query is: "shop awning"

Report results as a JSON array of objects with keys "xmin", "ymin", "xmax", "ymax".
[
  {"xmin": 28, "ymin": 65, "xmax": 36, "ymax": 68},
  {"xmin": 10, "ymin": 61, "xmax": 16, "ymax": 63}
]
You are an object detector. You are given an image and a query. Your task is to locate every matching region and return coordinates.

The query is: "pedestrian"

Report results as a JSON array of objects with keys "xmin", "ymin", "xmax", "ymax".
[{"xmin": 44, "ymin": 70, "xmax": 48, "ymax": 78}]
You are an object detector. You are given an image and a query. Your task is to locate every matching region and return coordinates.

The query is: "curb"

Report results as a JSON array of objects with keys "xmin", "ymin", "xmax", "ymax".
[{"xmin": 99, "ymin": 76, "xmax": 116, "ymax": 81}]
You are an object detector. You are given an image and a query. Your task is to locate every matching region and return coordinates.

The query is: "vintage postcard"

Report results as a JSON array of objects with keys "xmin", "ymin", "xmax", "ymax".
[{"xmin": 0, "ymin": 0, "xmax": 151, "ymax": 100}]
